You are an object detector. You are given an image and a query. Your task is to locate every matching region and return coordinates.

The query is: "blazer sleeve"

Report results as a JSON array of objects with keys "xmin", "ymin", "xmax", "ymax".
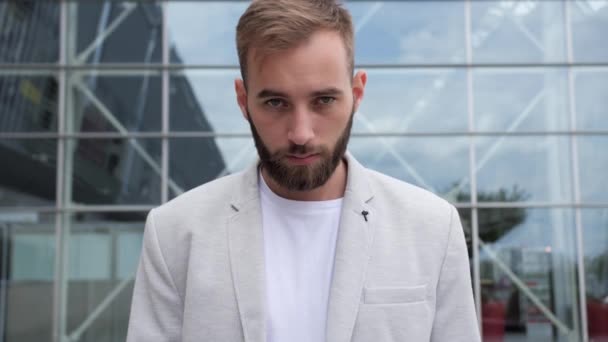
[
  {"xmin": 430, "ymin": 205, "xmax": 481, "ymax": 342},
  {"xmin": 127, "ymin": 209, "xmax": 183, "ymax": 342}
]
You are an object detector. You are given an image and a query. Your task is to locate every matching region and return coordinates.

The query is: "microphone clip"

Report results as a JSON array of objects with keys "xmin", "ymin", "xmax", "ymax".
[{"xmin": 361, "ymin": 210, "xmax": 369, "ymax": 222}]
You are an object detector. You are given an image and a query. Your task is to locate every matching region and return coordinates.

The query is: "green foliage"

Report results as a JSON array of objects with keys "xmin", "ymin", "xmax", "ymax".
[{"xmin": 450, "ymin": 184, "xmax": 530, "ymax": 244}]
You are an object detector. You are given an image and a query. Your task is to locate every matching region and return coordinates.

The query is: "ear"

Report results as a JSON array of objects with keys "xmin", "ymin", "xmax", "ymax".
[
  {"xmin": 235, "ymin": 78, "xmax": 249, "ymax": 120},
  {"xmin": 352, "ymin": 70, "xmax": 367, "ymax": 113}
]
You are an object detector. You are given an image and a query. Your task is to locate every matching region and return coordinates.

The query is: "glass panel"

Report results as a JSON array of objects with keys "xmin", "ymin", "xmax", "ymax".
[
  {"xmin": 579, "ymin": 136, "xmax": 608, "ymax": 203},
  {"xmin": 0, "ymin": 74, "xmax": 59, "ymax": 132},
  {"xmin": 0, "ymin": 2, "xmax": 59, "ymax": 63},
  {"xmin": 575, "ymin": 69, "xmax": 608, "ymax": 131},
  {"xmin": 65, "ymin": 212, "xmax": 145, "ymax": 342},
  {"xmin": 471, "ymin": 1, "xmax": 566, "ymax": 63},
  {"xmin": 0, "ymin": 213, "xmax": 55, "ymax": 342},
  {"xmin": 571, "ymin": 1, "xmax": 608, "ymax": 63},
  {"xmin": 355, "ymin": 69, "xmax": 468, "ymax": 133},
  {"xmin": 169, "ymin": 137, "xmax": 255, "ymax": 199},
  {"xmin": 167, "ymin": 2, "xmax": 247, "ymax": 65},
  {"xmin": 582, "ymin": 208, "xmax": 608, "ymax": 342},
  {"xmin": 68, "ymin": 71, "xmax": 162, "ymax": 132},
  {"xmin": 348, "ymin": 1, "xmax": 466, "ymax": 64},
  {"xmin": 68, "ymin": 138, "xmax": 161, "ymax": 205},
  {"xmin": 0, "ymin": 139, "xmax": 56, "ymax": 207},
  {"xmin": 168, "ymin": 1, "xmax": 466, "ymax": 66},
  {"xmin": 479, "ymin": 208, "xmax": 580, "ymax": 341},
  {"xmin": 474, "ymin": 69, "xmax": 569, "ymax": 131},
  {"xmin": 170, "ymin": 70, "xmax": 248, "ymax": 133},
  {"xmin": 475, "ymin": 136, "xmax": 573, "ymax": 203},
  {"xmin": 71, "ymin": 2, "xmax": 162, "ymax": 64},
  {"xmin": 349, "ymin": 137, "xmax": 470, "ymax": 203}
]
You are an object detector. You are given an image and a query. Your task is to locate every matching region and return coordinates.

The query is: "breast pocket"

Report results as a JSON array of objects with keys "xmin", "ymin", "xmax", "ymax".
[
  {"xmin": 353, "ymin": 284, "xmax": 431, "ymax": 342},
  {"xmin": 363, "ymin": 285, "xmax": 427, "ymax": 305}
]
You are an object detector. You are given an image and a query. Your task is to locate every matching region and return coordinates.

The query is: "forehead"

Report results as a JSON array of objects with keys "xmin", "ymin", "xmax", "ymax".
[{"xmin": 247, "ymin": 30, "xmax": 351, "ymax": 94}]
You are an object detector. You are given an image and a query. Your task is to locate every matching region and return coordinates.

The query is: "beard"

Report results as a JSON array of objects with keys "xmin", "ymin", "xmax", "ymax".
[{"xmin": 247, "ymin": 107, "xmax": 354, "ymax": 192}]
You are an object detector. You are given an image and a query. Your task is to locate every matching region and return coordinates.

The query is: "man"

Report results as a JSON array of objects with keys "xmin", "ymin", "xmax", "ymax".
[{"xmin": 127, "ymin": 0, "xmax": 480, "ymax": 341}]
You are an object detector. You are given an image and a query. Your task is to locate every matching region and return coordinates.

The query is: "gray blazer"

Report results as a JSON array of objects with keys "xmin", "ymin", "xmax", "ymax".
[{"xmin": 127, "ymin": 153, "xmax": 481, "ymax": 342}]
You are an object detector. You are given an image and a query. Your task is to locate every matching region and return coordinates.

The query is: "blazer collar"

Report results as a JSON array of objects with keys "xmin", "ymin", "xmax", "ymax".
[{"xmin": 228, "ymin": 151, "xmax": 376, "ymax": 342}]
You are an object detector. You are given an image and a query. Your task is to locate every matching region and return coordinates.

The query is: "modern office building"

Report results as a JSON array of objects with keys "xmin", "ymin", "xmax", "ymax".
[{"xmin": 0, "ymin": 1, "xmax": 606, "ymax": 341}]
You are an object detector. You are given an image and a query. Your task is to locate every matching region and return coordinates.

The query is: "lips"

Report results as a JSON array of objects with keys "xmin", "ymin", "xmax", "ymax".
[
  {"xmin": 288, "ymin": 153, "xmax": 316, "ymax": 159},
  {"xmin": 285, "ymin": 153, "xmax": 320, "ymax": 165}
]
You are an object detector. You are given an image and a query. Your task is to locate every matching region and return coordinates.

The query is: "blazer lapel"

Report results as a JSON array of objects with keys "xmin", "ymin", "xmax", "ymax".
[
  {"xmin": 228, "ymin": 163, "xmax": 266, "ymax": 342},
  {"xmin": 326, "ymin": 153, "xmax": 376, "ymax": 342}
]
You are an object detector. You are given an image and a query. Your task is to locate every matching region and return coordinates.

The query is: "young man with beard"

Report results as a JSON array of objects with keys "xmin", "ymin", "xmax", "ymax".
[{"xmin": 127, "ymin": 1, "xmax": 480, "ymax": 341}]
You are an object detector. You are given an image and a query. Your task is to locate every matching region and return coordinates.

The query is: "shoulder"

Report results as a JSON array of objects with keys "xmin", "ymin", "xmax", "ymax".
[
  {"xmin": 364, "ymin": 168, "xmax": 456, "ymax": 230},
  {"xmin": 150, "ymin": 171, "xmax": 244, "ymax": 228},
  {"xmin": 366, "ymin": 168, "xmax": 452, "ymax": 212},
  {"xmin": 362, "ymin": 168, "xmax": 463, "ymax": 268}
]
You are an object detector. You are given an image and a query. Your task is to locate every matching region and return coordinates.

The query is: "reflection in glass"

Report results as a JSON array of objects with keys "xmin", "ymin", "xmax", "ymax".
[
  {"xmin": 354, "ymin": 69, "xmax": 467, "ymax": 133},
  {"xmin": 575, "ymin": 70, "xmax": 608, "ymax": 131},
  {"xmin": 68, "ymin": 138, "xmax": 161, "ymax": 205},
  {"xmin": 72, "ymin": 2, "xmax": 162, "ymax": 64},
  {"xmin": 479, "ymin": 208, "xmax": 580, "ymax": 341},
  {"xmin": 69, "ymin": 72, "xmax": 161, "ymax": 132},
  {"xmin": 0, "ymin": 2, "xmax": 59, "ymax": 63},
  {"xmin": 571, "ymin": 2, "xmax": 608, "ymax": 63},
  {"xmin": 476, "ymin": 136, "xmax": 573, "ymax": 203},
  {"xmin": 456, "ymin": 208, "xmax": 474, "ymax": 262},
  {"xmin": 0, "ymin": 139, "xmax": 56, "ymax": 207},
  {"xmin": 349, "ymin": 137, "xmax": 470, "ymax": 202},
  {"xmin": 167, "ymin": 2, "xmax": 247, "ymax": 65},
  {"xmin": 65, "ymin": 212, "xmax": 145, "ymax": 342},
  {"xmin": 348, "ymin": 1, "xmax": 465, "ymax": 64},
  {"xmin": 169, "ymin": 70, "xmax": 248, "ymax": 133},
  {"xmin": 0, "ymin": 75, "xmax": 59, "ymax": 132},
  {"xmin": 582, "ymin": 209, "xmax": 608, "ymax": 341},
  {"xmin": 579, "ymin": 137, "xmax": 608, "ymax": 203},
  {"xmin": 474, "ymin": 69, "xmax": 569, "ymax": 131},
  {"xmin": 169, "ymin": 138, "xmax": 255, "ymax": 199},
  {"xmin": 0, "ymin": 213, "xmax": 55, "ymax": 342},
  {"xmin": 471, "ymin": 1, "xmax": 566, "ymax": 63}
]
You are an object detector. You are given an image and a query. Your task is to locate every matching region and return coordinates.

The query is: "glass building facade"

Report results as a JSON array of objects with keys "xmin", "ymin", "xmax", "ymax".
[{"xmin": 0, "ymin": 1, "xmax": 606, "ymax": 341}]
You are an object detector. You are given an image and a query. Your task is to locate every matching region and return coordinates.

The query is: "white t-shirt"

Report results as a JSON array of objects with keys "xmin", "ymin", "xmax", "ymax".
[{"xmin": 259, "ymin": 174, "xmax": 343, "ymax": 342}]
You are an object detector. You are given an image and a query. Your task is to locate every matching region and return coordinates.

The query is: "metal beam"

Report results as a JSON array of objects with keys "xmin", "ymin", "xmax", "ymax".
[
  {"xmin": 464, "ymin": 0, "xmax": 482, "ymax": 331},
  {"xmin": 565, "ymin": 1, "xmax": 589, "ymax": 340},
  {"xmin": 52, "ymin": 2, "xmax": 71, "ymax": 341}
]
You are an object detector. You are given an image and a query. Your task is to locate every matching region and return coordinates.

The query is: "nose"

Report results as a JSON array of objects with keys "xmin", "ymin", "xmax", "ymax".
[{"xmin": 287, "ymin": 107, "xmax": 314, "ymax": 146}]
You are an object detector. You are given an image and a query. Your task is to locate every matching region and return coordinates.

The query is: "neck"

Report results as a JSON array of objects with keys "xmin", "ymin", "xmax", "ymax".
[{"xmin": 261, "ymin": 159, "xmax": 347, "ymax": 201}]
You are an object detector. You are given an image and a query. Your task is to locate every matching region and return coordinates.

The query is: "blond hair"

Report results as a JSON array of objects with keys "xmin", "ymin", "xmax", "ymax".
[{"xmin": 236, "ymin": 0, "xmax": 354, "ymax": 85}]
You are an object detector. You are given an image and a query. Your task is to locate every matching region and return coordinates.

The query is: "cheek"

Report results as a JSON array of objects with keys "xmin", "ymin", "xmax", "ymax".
[
  {"xmin": 251, "ymin": 116, "xmax": 287, "ymax": 146},
  {"xmin": 320, "ymin": 107, "xmax": 351, "ymax": 135}
]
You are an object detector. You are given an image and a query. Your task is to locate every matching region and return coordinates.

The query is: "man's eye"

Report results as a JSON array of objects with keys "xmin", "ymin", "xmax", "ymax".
[
  {"xmin": 317, "ymin": 96, "xmax": 335, "ymax": 105},
  {"xmin": 265, "ymin": 99, "xmax": 285, "ymax": 108}
]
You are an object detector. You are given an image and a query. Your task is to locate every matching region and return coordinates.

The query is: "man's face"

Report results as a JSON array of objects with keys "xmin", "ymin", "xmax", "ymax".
[{"xmin": 235, "ymin": 30, "xmax": 366, "ymax": 191}]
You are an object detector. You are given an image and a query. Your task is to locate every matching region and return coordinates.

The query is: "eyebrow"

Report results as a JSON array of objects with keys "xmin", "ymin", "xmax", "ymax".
[
  {"xmin": 311, "ymin": 87, "xmax": 343, "ymax": 97},
  {"xmin": 256, "ymin": 87, "xmax": 344, "ymax": 99},
  {"xmin": 257, "ymin": 89, "xmax": 288, "ymax": 99}
]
